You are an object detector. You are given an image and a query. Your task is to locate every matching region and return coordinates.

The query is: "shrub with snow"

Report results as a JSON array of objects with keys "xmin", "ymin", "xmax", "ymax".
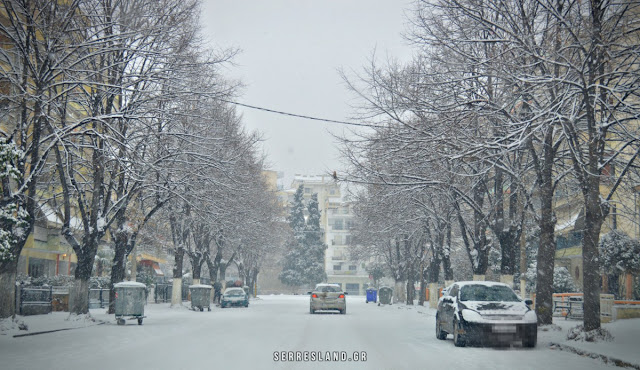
[
  {"xmin": 567, "ymin": 325, "xmax": 614, "ymax": 342},
  {"xmin": 599, "ymin": 231, "xmax": 640, "ymax": 275}
]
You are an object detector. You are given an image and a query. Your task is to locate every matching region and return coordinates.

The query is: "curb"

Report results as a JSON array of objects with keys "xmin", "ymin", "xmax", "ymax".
[
  {"xmin": 549, "ymin": 342, "xmax": 640, "ymax": 369},
  {"xmin": 13, "ymin": 322, "xmax": 106, "ymax": 338}
]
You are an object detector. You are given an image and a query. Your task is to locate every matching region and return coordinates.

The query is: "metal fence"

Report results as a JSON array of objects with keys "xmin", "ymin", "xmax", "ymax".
[
  {"xmin": 154, "ymin": 282, "xmax": 193, "ymax": 303},
  {"xmin": 89, "ymin": 289, "xmax": 110, "ymax": 309},
  {"xmin": 16, "ymin": 286, "xmax": 53, "ymax": 316}
]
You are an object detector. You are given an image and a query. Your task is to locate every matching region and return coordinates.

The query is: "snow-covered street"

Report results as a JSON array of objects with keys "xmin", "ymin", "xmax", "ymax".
[{"xmin": 1, "ymin": 295, "xmax": 637, "ymax": 370}]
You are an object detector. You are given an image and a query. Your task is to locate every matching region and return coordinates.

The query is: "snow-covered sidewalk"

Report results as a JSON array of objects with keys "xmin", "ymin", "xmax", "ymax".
[{"xmin": 544, "ymin": 319, "xmax": 640, "ymax": 369}]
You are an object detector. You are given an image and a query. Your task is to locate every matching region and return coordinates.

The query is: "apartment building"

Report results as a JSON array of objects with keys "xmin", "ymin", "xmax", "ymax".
[{"xmin": 288, "ymin": 175, "xmax": 370, "ymax": 295}]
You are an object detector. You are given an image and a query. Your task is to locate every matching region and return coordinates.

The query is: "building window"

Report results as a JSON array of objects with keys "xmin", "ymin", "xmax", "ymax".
[
  {"xmin": 334, "ymin": 235, "xmax": 342, "ymax": 244},
  {"xmin": 333, "ymin": 265, "xmax": 342, "ymax": 271},
  {"xmin": 305, "ymin": 187, "xmax": 311, "ymax": 194},
  {"xmin": 345, "ymin": 235, "xmax": 352, "ymax": 245},
  {"xmin": 349, "ymin": 265, "xmax": 357, "ymax": 271},
  {"xmin": 333, "ymin": 219, "xmax": 343, "ymax": 230},
  {"xmin": 345, "ymin": 283, "xmax": 359, "ymax": 295},
  {"xmin": 28, "ymin": 258, "xmax": 45, "ymax": 278}
]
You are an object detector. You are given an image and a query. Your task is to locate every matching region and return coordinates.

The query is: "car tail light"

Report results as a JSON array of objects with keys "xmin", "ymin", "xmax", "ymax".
[
  {"xmin": 312, "ymin": 294, "xmax": 318, "ymax": 298},
  {"xmin": 339, "ymin": 294, "xmax": 345, "ymax": 299}
]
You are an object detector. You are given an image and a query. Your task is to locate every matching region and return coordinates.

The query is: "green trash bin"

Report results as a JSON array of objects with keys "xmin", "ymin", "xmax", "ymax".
[
  {"xmin": 189, "ymin": 284, "xmax": 212, "ymax": 311},
  {"xmin": 114, "ymin": 282, "xmax": 147, "ymax": 325},
  {"xmin": 378, "ymin": 286, "xmax": 393, "ymax": 306}
]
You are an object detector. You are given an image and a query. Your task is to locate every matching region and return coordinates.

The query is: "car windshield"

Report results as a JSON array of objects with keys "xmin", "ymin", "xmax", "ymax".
[
  {"xmin": 225, "ymin": 290, "xmax": 244, "ymax": 296},
  {"xmin": 316, "ymin": 285, "xmax": 341, "ymax": 293},
  {"xmin": 459, "ymin": 285, "xmax": 520, "ymax": 302}
]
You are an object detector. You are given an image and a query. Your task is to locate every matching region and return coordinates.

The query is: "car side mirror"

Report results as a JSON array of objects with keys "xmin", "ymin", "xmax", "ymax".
[
  {"xmin": 307, "ymin": 292, "xmax": 312, "ymax": 295},
  {"xmin": 442, "ymin": 298, "xmax": 453, "ymax": 304},
  {"xmin": 525, "ymin": 299, "xmax": 533, "ymax": 306},
  {"xmin": 344, "ymin": 292, "xmax": 348, "ymax": 295}
]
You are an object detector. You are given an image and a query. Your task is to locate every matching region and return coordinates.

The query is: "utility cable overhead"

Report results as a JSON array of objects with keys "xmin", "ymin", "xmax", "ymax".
[{"xmin": 220, "ymin": 99, "xmax": 376, "ymax": 128}]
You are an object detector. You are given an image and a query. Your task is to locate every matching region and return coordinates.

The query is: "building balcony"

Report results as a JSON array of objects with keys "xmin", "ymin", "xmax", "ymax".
[{"xmin": 329, "ymin": 270, "xmax": 360, "ymax": 276}]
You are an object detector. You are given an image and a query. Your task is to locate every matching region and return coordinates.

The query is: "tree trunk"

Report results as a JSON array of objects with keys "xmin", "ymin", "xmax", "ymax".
[
  {"xmin": 406, "ymin": 279, "xmax": 415, "ymax": 305},
  {"xmin": 393, "ymin": 280, "xmax": 405, "ymax": 303},
  {"xmin": 70, "ymin": 246, "xmax": 97, "ymax": 314},
  {"xmin": 191, "ymin": 255, "xmax": 203, "ymax": 281},
  {"xmin": 171, "ymin": 249, "xmax": 184, "ymax": 307},
  {"xmin": 500, "ymin": 275, "xmax": 514, "ymax": 288},
  {"xmin": 171, "ymin": 278, "xmax": 182, "ymax": 306},
  {"xmin": 219, "ymin": 264, "xmax": 227, "ymax": 281},
  {"xmin": 582, "ymin": 184, "xmax": 606, "ymax": 331},
  {"xmin": 535, "ymin": 187, "xmax": 556, "ymax": 325},
  {"xmin": 418, "ymin": 264, "xmax": 426, "ymax": 306},
  {"xmin": 428, "ymin": 282, "xmax": 439, "ymax": 308},
  {"xmin": 69, "ymin": 278, "xmax": 90, "ymax": 315},
  {"xmin": 108, "ymin": 246, "xmax": 127, "ymax": 314},
  {"xmin": 249, "ymin": 267, "xmax": 259, "ymax": 297},
  {"xmin": 0, "ymin": 264, "xmax": 18, "ymax": 318}
]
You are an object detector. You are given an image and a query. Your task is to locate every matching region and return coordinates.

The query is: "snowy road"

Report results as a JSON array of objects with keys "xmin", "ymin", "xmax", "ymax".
[{"xmin": 1, "ymin": 295, "xmax": 617, "ymax": 370}]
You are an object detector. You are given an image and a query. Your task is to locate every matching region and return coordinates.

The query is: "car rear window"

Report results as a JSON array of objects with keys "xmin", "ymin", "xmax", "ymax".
[
  {"xmin": 459, "ymin": 285, "xmax": 519, "ymax": 302},
  {"xmin": 317, "ymin": 286, "xmax": 341, "ymax": 293},
  {"xmin": 225, "ymin": 290, "xmax": 245, "ymax": 296}
]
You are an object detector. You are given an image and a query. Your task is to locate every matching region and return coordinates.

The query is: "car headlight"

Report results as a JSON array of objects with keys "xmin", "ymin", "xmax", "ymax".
[
  {"xmin": 460, "ymin": 309, "xmax": 483, "ymax": 323},
  {"xmin": 523, "ymin": 310, "xmax": 537, "ymax": 323}
]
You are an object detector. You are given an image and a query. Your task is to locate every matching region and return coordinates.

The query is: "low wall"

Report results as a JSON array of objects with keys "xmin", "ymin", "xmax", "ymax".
[{"xmin": 614, "ymin": 302, "xmax": 640, "ymax": 320}]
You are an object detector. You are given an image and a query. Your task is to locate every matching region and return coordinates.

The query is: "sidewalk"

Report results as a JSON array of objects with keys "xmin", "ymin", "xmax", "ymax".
[
  {"xmin": 541, "ymin": 318, "xmax": 640, "ymax": 369},
  {"xmin": 0, "ymin": 309, "xmax": 112, "ymax": 338}
]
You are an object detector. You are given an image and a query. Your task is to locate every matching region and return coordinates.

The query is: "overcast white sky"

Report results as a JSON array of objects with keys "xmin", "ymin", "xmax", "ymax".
[{"xmin": 200, "ymin": 0, "xmax": 414, "ymax": 186}]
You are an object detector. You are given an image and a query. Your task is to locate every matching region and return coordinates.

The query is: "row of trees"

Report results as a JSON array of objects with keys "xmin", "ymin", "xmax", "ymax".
[
  {"xmin": 0, "ymin": 0, "xmax": 282, "ymax": 318},
  {"xmin": 340, "ymin": 0, "xmax": 640, "ymax": 332}
]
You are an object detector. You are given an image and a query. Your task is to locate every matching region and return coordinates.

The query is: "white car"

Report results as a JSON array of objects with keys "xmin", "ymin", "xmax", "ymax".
[
  {"xmin": 220, "ymin": 287, "xmax": 249, "ymax": 308},
  {"xmin": 435, "ymin": 281, "xmax": 537, "ymax": 347}
]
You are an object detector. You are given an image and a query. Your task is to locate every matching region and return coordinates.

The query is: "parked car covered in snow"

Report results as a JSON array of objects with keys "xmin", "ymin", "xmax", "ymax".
[
  {"xmin": 308, "ymin": 283, "xmax": 347, "ymax": 314},
  {"xmin": 221, "ymin": 287, "xmax": 249, "ymax": 308},
  {"xmin": 435, "ymin": 281, "xmax": 537, "ymax": 347}
]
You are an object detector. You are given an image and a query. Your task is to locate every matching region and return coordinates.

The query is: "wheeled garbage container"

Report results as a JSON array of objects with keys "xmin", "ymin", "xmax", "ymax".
[
  {"xmin": 190, "ymin": 284, "xmax": 212, "ymax": 311},
  {"xmin": 366, "ymin": 288, "xmax": 377, "ymax": 303},
  {"xmin": 114, "ymin": 281, "xmax": 147, "ymax": 325},
  {"xmin": 378, "ymin": 286, "xmax": 393, "ymax": 306}
]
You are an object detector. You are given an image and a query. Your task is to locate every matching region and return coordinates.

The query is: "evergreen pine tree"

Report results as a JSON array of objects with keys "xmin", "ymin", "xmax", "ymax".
[
  {"xmin": 303, "ymin": 193, "xmax": 327, "ymax": 285},
  {"xmin": 279, "ymin": 187, "xmax": 328, "ymax": 287},
  {"xmin": 279, "ymin": 185, "xmax": 307, "ymax": 286}
]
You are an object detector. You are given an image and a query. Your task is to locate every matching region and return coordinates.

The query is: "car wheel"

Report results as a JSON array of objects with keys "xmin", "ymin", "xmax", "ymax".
[
  {"xmin": 341, "ymin": 308, "xmax": 346, "ymax": 315},
  {"xmin": 523, "ymin": 331, "xmax": 537, "ymax": 348},
  {"xmin": 435, "ymin": 315, "xmax": 447, "ymax": 340},
  {"xmin": 310, "ymin": 307, "xmax": 315, "ymax": 314},
  {"xmin": 453, "ymin": 320, "xmax": 466, "ymax": 347}
]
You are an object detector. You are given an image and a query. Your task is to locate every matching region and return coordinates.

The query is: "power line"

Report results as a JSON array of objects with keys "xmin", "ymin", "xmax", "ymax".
[{"xmin": 219, "ymin": 99, "xmax": 376, "ymax": 128}]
